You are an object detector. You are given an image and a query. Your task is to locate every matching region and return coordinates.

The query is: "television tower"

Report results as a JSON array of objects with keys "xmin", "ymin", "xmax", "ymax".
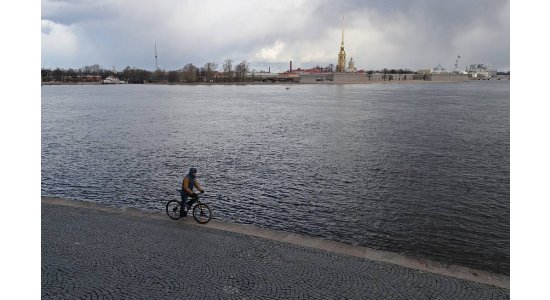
[{"xmin": 155, "ymin": 42, "xmax": 159, "ymax": 70}]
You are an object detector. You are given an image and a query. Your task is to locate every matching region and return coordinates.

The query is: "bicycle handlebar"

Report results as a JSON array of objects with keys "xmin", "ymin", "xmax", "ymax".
[{"xmin": 177, "ymin": 189, "xmax": 211, "ymax": 198}]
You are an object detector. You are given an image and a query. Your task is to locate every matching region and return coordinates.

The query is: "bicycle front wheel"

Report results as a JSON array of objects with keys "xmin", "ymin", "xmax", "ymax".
[
  {"xmin": 166, "ymin": 200, "xmax": 182, "ymax": 220},
  {"xmin": 192, "ymin": 203, "xmax": 211, "ymax": 224}
]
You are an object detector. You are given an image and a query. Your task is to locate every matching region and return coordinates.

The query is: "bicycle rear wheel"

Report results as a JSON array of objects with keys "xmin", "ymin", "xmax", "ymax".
[
  {"xmin": 192, "ymin": 203, "xmax": 211, "ymax": 224},
  {"xmin": 166, "ymin": 200, "xmax": 182, "ymax": 220}
]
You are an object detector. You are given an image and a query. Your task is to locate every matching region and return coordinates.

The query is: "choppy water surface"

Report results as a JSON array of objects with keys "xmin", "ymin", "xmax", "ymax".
[{"xmin": 42, "ymin": 82, "xmax": 510, "ymax": 275}]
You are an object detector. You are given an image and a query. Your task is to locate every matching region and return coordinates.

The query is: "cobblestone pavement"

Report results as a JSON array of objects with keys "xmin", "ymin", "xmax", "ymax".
[{"xmin": 42, "ymin": 204, "xmax": 509, "ymax": 299}]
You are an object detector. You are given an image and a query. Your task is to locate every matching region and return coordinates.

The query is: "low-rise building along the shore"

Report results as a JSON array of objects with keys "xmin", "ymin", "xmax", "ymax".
[{"xmin": 467, "ymin": 64, "xmax": 497, "ymax": 79}]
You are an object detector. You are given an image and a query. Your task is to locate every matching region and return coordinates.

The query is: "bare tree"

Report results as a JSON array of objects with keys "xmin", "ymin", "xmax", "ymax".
[
  {"xmin": 52, "ymin": 68, "xmax": 63, "ymax": 81},
  {"xmin": 235, "ymin": 60, "xmax": 249, "ymax": 81},
  {"xmin": 167, "ymin": 71, "xmax": 179, "ymax": 83},
  {"xmin": 182, "ymin": 63, "xmax": 198, "ymax": 82},
  {"xmin": 223, "ymin": 59, "xmax": 233, "ymax": 80},
  {"xmin": 123, "ymin": 66, "xmax": 135, "ymax": 79},
  {"xmin": 81, "ymin": 64, "xmax": 101, "ymax": 75},
  {"xmin": 153, "ymin": 68, "xmax": 167, "ymax": 81},
  {"xmin": 204, "ymin": 62, "xmax": 218, "ymax": 82},
  {"xmin": 41, "ymin": 68, "xmax": 52, "ymax": 81}
]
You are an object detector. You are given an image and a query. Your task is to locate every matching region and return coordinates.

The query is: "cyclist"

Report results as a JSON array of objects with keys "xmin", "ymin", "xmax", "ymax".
[{"xmin": 181, "ymin": 167, "xmax": 204, "ymax": 213}]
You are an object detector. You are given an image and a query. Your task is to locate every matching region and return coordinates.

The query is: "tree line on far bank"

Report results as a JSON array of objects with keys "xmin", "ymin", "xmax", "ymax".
[{"xmin": 42, "ymin": 59, "xmax": 258, "ymax": 84}]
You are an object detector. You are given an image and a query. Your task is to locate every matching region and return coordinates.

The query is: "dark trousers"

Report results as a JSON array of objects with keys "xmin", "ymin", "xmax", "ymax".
[{"xmin": 180, "ymin": 193, "xmax": 196, "ymax": 207}]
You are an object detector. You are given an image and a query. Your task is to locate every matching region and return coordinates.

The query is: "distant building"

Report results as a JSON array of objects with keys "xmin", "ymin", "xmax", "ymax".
[
  {"xmin": 247, "ymin": 71, "xmax": 277, "ymax": 80},
  {"xmin": 431, "ymin": 64, "xmax": 447, "ymax": 74},
  {"xmin": 276, "ymin": 73, "xmax": 300, "ymax": 82},
  {"xmin": 467, "ymin": 64, "xmax": 497, "ymax": 79},
  {"xmin": 346, "ymin": 57, "xmax": 357, "ymax": 73},
  {"xmin": 78, "ymin": 75, "xmax": 102, "ymax": 82}
]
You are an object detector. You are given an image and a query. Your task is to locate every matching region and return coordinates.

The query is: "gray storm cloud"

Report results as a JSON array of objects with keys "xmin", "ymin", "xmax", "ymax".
[{"xmin": 41, "ymin": 0, "xmax": 509, "ymax": 72}]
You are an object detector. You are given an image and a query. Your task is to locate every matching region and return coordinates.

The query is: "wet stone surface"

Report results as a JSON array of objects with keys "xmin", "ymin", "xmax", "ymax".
[{"xmin": 42, "ymin": 204, "xmax": 509, "ymax": 299}]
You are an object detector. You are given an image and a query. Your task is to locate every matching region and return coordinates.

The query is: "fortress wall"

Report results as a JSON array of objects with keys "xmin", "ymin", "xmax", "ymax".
[
  {"xmin": 299, "ymin": 74, "xmax": 334, "ymax": 83},
  {"xmin": 297, "ymin": 73, "xmax": 469, "ymax": 83},
  {"xmin": 333, "ymin": 73, "xmax": 369, "ymax": 83},
  {"xmin": 429, "ymin": 74, "xmax": 469, "ymax": 81}
]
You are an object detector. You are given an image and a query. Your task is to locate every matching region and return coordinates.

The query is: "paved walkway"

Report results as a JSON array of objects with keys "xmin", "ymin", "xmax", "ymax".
[{"xmin": 42, "ymin": 201, "xmax": 509, "ymax": 299}]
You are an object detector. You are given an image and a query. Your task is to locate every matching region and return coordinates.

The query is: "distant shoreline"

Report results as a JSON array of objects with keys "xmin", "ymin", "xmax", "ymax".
[{"xmin": 41, "ymin": 78, "xmax": 508, "ymax": 86}]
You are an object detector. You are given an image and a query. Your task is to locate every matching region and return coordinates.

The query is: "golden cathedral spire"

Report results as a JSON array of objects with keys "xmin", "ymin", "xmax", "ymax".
[
  {"xmin": 341, "ymin": 16, "xmax": 344, "ymax": 47},
  {"xmin": 336, "ymin": 16, "xmax": 346, "ymax": 72}
]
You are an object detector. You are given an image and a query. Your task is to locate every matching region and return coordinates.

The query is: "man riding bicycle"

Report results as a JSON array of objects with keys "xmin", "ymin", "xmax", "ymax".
[{"xmin": 181, "ymin": 167, "xmax": 204, "ymax": 212}]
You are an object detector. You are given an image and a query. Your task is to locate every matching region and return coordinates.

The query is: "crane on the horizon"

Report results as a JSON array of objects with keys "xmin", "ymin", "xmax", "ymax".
[{"xmin": 452, "ymin": 53, "xmax": 462, "ymax": 73}]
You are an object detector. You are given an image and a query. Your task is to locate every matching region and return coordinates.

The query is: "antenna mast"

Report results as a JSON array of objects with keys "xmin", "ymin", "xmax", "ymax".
[{"xmin": 155, "ymin": 42, "xmax": 158, "ymax": 70}]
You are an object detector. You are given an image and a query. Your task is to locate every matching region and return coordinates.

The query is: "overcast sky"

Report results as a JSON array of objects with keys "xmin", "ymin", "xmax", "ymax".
[{"xmin": 41, "ymin": 0, "xmax": 510, "ymax": 72}]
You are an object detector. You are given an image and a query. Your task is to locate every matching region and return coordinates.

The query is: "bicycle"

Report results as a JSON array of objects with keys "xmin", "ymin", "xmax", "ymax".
[{"xmin": 166, "ymin": 190, "xmax": 212, "ymax": 224}]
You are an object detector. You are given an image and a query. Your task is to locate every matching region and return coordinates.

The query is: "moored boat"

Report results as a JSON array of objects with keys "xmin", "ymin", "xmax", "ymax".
[{"xmin": 102, "ymin": 76, "xmax": 127, "ymax": 84}]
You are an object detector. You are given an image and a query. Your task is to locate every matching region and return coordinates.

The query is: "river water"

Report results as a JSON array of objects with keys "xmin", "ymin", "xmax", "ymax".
[{"xmin": 41, "ymin": 81, "xmax": 510, "ymax": 275}]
